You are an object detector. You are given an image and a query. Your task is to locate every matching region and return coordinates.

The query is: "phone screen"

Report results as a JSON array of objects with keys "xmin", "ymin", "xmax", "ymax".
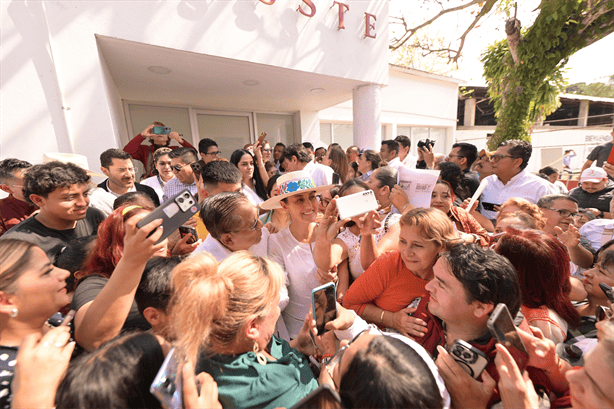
[
  {"xmin": 487, "ymin": 304, "xmax": 528, "ymax": 370},
  {"xmin": 312, "ymin": 284, "xmax": 337, "ymax": 335}
]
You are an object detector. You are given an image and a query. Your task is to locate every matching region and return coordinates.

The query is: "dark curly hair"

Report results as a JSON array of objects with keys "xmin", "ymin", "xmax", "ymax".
[{"xmin": 23, "ymin": 161, "xmax": 90, "ymax": 204}]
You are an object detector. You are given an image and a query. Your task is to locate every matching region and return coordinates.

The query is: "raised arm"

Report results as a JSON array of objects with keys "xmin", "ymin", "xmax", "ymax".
[
  {"xmin": 73, "ymin": 215, "xmax": 165, "ymax": 351},
  {"xmin": 312, "ymin": 198, "xmax": 350, "ymax": 271},
  {"xmin": 359, "ymin": 211, "xmax": 400, "ymax": 270}
]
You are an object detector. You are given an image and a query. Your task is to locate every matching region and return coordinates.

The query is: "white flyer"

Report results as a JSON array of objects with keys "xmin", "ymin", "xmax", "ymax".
[{"xmin": 396, "ymin": 165, "xmax": 440, "ymax": 209}]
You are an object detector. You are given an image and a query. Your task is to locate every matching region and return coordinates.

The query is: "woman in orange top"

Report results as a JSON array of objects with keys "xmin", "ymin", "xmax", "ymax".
[{"xmin": 342, "ymin": 208, "xmax": 458, "ymax": 339}]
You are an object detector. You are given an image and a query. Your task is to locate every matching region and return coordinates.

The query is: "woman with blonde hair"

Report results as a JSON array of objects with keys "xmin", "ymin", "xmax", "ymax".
[
  {"xmin": 497, "ymin": 197, "xmax": 546, "ymax": 230},
  {"xmin": 171, "ymin": 252, "xmax": 319, "ymax": 409},
  {"xmin": 342, "ymin": 208, "xmax": 458, "ymax": 338}
]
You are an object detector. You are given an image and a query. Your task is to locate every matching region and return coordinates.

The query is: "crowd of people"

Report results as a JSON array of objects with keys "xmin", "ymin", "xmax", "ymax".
[{"xmin": 0, "ymin": 124, "xmax": 613, "ymax": 409}]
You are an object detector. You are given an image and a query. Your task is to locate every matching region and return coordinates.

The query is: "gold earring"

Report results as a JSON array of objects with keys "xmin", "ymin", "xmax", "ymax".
[{"xmin": 253, "ymin": 341, "xmax": 267, "ymax": 366}]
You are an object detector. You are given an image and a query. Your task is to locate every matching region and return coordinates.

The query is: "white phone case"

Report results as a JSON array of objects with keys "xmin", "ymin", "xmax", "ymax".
[{"xmin": 336, "ymin": 189, "xmax": 378, "ymax": 220}]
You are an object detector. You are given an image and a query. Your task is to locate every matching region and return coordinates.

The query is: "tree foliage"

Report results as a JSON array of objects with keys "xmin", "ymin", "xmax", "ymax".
[
  {"xmin": 390, "ymin": 0, "xmax": 614, "ymax": 150},
  {"xmin": 482, "ymin": 0, "xmax": 614, "ymax": 149},
  {"xmin": 566, "ymin": 76, "xmax": 614, "ymax": 98}
]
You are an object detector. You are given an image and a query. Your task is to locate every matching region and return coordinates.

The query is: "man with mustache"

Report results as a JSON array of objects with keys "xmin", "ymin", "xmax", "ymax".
[{"xmin": 97, "ymin": 149, "xmax": 159, "ymax": 207}]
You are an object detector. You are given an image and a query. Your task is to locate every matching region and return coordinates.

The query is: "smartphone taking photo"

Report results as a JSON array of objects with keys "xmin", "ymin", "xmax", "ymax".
[
  {"xmin": 486, "ymin": 303, "xmax": 529, "ymax": 371},
  {"xmin": 312, "ymin": 283, "xmax": 337, "ymax": 335},
  {"xmin": 136, "ymin": 189, "xmax": 200, "ymax": 244}
]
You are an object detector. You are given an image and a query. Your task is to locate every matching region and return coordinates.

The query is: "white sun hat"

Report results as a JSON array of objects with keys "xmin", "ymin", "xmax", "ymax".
[{"xmin": 260, "ymin": 170, "xmax": 335, "ymax": 210}]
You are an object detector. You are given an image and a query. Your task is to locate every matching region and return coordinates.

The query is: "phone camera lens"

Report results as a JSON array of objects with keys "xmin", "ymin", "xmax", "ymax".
[
  {"xmin": 178, "ymin": 197, "xmax": 184, "ymax": 203},
  {"xmin": 184, "ymin": 193, "xmax": 190, "ymax": 198}
]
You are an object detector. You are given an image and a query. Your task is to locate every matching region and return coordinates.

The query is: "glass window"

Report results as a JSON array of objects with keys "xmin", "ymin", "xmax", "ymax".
[
  {"xmin": 320, "ymin": 123, "xmax": 332, "ymax": 146},
  {"xmin": 333, "ymin": 124, "xmax": 353, "ymax": 149},
  {"xmin": 196, "ymin": 114, "xmax": 251, "ymax": 161},
  {"xmin": 429, "ymin": 128, "xmax": 447, "ymax": 154},
  {"xmin": 256, "ymin": 113, "xmax": 295, "ymax": 147},
  {"xmin": 127, "ymin": 104, "xmax": 192, "ymax": 145}
]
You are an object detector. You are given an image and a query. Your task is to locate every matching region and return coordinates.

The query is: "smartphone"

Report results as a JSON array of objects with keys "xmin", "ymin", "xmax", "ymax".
[
  {"xmin": 332, "ymin": 173, "xmax": 340, "ymax": 185},
  {"xmin": 312, "ymin": 282, "xmax": 337, "ymax": 335},
  {"xmin": 152, "ymin": 126, "xmax": 171, "ymax": 135},
  {"xmin": 136, "ymin": 190, "xmax": 200, "ymax": 244},
  {"xmin": 482, "ymin": 202, "xmax": 498, "ymax": 212},
  {"xmin": 599, "ymin": 282, "xmax": 614, "ymax": 303},
  {"xmin": 448, "ymin": 339, "xmax": 489, "ymax": 379},
  {"xmin": 336, "ymin": 189, "xmax": 378, "ymax": 220},
  {"xmin": 486, "ymin": 303, "xmax": 529, "ymax": 371},
  {"xmin": 178, "ymin": 225, "xmax": 198, "ymax": 244},
  {"xmin": 596, "ymin": 305, "xmax": 612, "ymax": 321},
  {"xmin": 406, "ymin": 296, "xmax": 422, "ymax": 317},
  {"xmin": 150, "ymin": 348, "xmax": 182, "ymax": 409},
  {"xmin": 257, "ymin": 131, "xmax": 267, "ymax": 145},
  {"xmin": 190, "ymin": 159, "xmax": 206, "ymax": 179},
  {"xmin": 289, "ymin": 384, "xmax": 342, "ymax": 409}
]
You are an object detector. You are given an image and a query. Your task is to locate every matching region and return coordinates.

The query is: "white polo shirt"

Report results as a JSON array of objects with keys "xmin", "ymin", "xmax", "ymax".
[{"xmin": 479, "ymin": 170, "xmax": 558, "ymax": 219}]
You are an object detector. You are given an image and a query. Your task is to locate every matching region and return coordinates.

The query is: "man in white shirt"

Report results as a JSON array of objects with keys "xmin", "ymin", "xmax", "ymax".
[
  {"xmin": 395, "ymin": 135, "xmax": 417, "ymax": 169},
  {"xmin": 281, "ymin": 143, "xmax": 333, "ymax": 186},
  {"xmin": 380, "ymin": 140, "xmax": 402, "ymax": 170},
  {"xmin": 480, "ymin": 139, "xmax": 557, "ymax": 220}
]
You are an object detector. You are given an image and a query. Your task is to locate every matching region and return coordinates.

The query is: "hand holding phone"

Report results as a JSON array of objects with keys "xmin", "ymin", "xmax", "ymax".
[
  {"xmin": 136, "ymin": 190, "xmax": 200, "ymax": 244},
  {"xmin": 312, "ymin": 283, "xmax": 337, "ymax": 335},
  {"xmin": 257, "ymin": 131, "xmax": 267, "ymax": 145},
  {"xmin": 336, "ymin": 190, "xmax": 378, "ymax": 220},
  {"xmin": 448, "ymin": 339, "xmax": 489, "ymax": 379},
  {"xmin": 486, "ymin": 304, "xmax": 529, "ymax": 371},
  {"xmin": 151, "ymin": 348, "xmax": 182, "ymax": 409}
]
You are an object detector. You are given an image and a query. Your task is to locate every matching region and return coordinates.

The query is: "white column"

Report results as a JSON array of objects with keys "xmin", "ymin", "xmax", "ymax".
[
  {"xmin": 464, "ymin": 98, "xmax": 476, "ymax": 127},
  {"xmin": 578, "ymin": 100, "xmax": 589, "ymax": 127},
  {"xmin": 353, "ymin": 84, "xmax": 381, "ymax": 150}
]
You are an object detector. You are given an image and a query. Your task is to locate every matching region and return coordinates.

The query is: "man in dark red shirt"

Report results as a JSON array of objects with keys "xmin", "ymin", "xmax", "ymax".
[
  {"xmin": 123, "ymin": 122, "xmax": 195, "ymax": 179},
  {"xmin": 0, "ymin": 158, "xmax": 38, "ymax": 236}
]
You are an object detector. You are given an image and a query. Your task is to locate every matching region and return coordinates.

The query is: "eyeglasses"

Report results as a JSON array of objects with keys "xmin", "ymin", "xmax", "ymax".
[
  {"xmin": 232, "ymin": 218, "xmax": 260, "ymax": 233},
  {"xmin": 172, "ymin": 163, "xmax": 189, "ymax": 172},
  {"xmin": 541, "ymin": 207, "xmax": 581, "ymax": 218},
  {"xmin": 262, "ymin": 149, "xmax": 271, "ymax": 153},
  {"xmin": 447, "ymin": 154, "xmax": 465, "ymax": 159},
  {"xmin": 316, "ymin": 194, "xmax": 331, "ymax": 207},
  {"xmin": 204, "ymin": 151, "xmax": 221, "ymax": 157},
  {"xmin": 489, "ymin": 154, "xmax": 519, "ymax": 162}
]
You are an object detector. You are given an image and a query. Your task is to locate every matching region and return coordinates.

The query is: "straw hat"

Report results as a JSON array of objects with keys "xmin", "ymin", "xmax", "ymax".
[
  {"xmin": 260, "ymin": 170, "xmax": 335, "ymax": 210},
  {"xmin": 43, "ymin": 153, "xmax": 105, "ymax": 178}
]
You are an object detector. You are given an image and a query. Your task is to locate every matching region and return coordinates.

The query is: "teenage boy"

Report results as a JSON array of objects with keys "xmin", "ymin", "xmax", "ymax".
[{"xmin": 1, "ymin": 161, "xmax": 106, "ymax": 260}]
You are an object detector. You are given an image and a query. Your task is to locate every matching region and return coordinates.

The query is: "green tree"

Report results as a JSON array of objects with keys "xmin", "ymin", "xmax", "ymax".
[
  {"xmin": 390, "ymin": 1, "xmax": 614, "ymax": 150},
  {"xmin": 482, "ymin": 1, "xmax": 614, "ymax": 149}
]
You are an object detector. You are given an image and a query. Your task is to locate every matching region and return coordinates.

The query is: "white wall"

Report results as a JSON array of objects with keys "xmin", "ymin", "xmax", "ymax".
[{"xmin": 2, "ymin": 0, "xmax": 389, "ymax": 165}]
